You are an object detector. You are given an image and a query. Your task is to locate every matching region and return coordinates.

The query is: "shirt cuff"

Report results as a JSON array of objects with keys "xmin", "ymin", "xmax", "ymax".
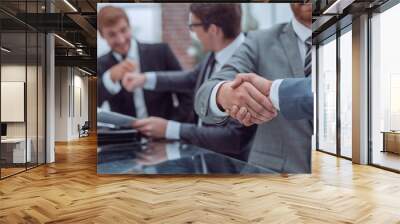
[
  {"xmin": 143, "ymin": 72, "xmax": 157, "ymax": 90},
  {"xmin": 102, "ymin": 70, "xmax": 122, "ymax": 95},
  {"xmin": 165, "ymin": 120, "xmax": 181, "ymax": 140},
  {"xmin": 270, "ymin": 79, "xmax": 283, "ymax": 111},
  {"xmin": 209, "ymin": 81, "xmax": 228, "ymax": 117},
  {"xmin": 165, "ymin": 142, "xmax": 181, "ymax": 160}
]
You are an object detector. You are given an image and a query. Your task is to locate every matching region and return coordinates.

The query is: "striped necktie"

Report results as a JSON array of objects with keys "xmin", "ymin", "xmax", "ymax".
[{"xmin": 304, "ymin": 37, "xmax": 312, "ymax": 77}]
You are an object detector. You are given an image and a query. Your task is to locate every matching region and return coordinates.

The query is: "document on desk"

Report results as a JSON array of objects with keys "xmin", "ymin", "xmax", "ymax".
[{"xmin": 97, "ymin": 108, "xmax": 137, "ymax": 128}]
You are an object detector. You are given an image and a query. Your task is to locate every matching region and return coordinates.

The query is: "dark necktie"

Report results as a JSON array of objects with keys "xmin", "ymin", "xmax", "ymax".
[
  {"xmin": 120, "ymin": 53, "xmax": 139, "ymax": 117},
  {"xmin": 197, "ymin": 54, "xmax": 217, "ymax": 127},
  {"xmin": 304, "ymin": 37, "xmax": 312, "ymax": 77},
  {"xmin": 205, "ymin": 53, "xmax": 217, "ymax": 80}
]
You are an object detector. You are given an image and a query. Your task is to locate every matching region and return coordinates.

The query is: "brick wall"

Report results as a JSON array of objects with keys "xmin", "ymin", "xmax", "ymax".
[{"xmin": 161, "ymin": 3, "xmax": 195, "ymax": 69}]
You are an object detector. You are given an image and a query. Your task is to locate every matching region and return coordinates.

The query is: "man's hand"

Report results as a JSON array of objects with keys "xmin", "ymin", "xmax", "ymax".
[
  {"xmin": 231, "ymin": 73, "xmax": 272, "ymax": 95},
  {"xmin": 216, "ymin": 73, "xmax": 277, "ymax": 126},
  {"xmin": 109, "ymin": 59, "xmax": 136, "ymax": 82},
  {"xmin": 132, "ymin": 117, "xmax": 167, "ymax": 139},
  {"xmin": 122, "ymin": 72, "xmax": 146, "ymax": 92},
  {"xmin": 227, "ymin": 73, "xmax": 277, "ymax": 126},
  {"xmin": 135, "ymin": 142, "xmax": 167, "ymax": 166}
]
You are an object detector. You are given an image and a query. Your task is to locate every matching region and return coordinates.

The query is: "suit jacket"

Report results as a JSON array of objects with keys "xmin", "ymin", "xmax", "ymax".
[
  {"xmin": 97, "ymin": 41, "xmax": 192, "ymax": 122},
  {"xmin": 153, "ymin": 53, "xmax": 257, "ymax": 161},
  {"xmin": 279, "ymin": 77, "xmax": 313, "ymax": 120},
  {"xmin": 195, "ymin": 23, "xmax": 313, "ymax": 173}
]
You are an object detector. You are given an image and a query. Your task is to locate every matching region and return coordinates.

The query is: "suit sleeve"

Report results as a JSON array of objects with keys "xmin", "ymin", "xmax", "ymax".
[
  {"xmin": 278, "ymin": 77, "xmax": 313, "ymax": 120},
  {"xmin": 164, "ymin": 43, "xmax": 182, "ymax": 71},
  {"xmin": 195, "ymin": 32, "xmax": 259, "ymax": 124},
  {"xmin": 179, "ymin": 119, "xmax": 257, "ymax": 156},
  {"xmin": 163, "ymin": 44, "xmax": 195, "ymax": 122},
  {"xmin": 97, "ymin": 59, "xmax": 115, "ymax": 107},
  {"xmin": 154, "ymin": 63, "xmax": 202, "ymax": 93}
]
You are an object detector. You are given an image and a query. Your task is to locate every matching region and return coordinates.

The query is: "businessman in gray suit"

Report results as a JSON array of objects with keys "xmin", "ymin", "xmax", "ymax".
[
  {"xmin": 195, "ymin": 3, "xmax": 313, "ymax": 173},
  {"xmin": 121, "ymin": 4, "xmax": 256, "ymax": 161}
]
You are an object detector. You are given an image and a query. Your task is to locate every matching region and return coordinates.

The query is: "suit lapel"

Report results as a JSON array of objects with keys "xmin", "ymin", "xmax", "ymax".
[
  {"xmin": 137, "ymin": 41, "xmax": 146, "ymax": 72},
  {"xmin": 107, "ymin": 52, "xmax": 119, "ymax": 69},
  {"xmin": 194, "ymin": 53, "xmax": 212, "ymax": 91},
  {"xmin": 193, "ymin": 53, "xmax": 213, "ymax": 123},
  {"xmin": 279, "ymin": 23, "xmax": 304, "ymax": 77},
  {"xmin": 136, "ymin": 41, "xmax": 150, "ymax": 110}
]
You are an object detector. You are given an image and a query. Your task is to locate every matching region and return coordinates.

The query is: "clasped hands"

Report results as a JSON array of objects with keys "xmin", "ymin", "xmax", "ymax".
[
  {"xmin": 216, "ymin": 73, "xmax": 278, "ymax": 126},
  {"xmin": 109, "ymin": 59, "xmax": 146, "ymax": 92},
  {"xmin": 110, "ymin": 60, "xmax": 165, "ymax": 138}
]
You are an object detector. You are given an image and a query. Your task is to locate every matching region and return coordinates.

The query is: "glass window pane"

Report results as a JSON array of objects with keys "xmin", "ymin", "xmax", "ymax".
[
  {"xmin": 318, "ymin": 38, "xmax": 337, "ymax": 154},
  {"xmin": 1, "ymin": 0, "xmax": 28, "ymax": 177},
  {"xmin": 0, "ymin": 0, "xmax": 46, "ymax": 179},
  {"xmin": 1, "ymin": 30, "xmax": 27, "ymax": 177},
  {"xmin": 371, "ymin": 4, "xmax": 400, "ymax": 171},
  {"xmin": 340, "ymin": 30, "xmax": 352, "ymax": 158}
]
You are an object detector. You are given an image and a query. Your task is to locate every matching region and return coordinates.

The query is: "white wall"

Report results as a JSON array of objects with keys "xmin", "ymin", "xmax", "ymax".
[
  {"xmin": 1, "ymin": 63, "xmax": 46, "ymax": 163},
  {"xmin": 72, "ymin": 74, "xmax": 89, "ymax": 138},
  {"xmin": 248, "ymin": 3, "xmax": 293, "ymax": 30},
  {"xmin": 54, "ymin": 67, "xmax": 89, "ymax": 141},
  {"xmin": 54, "ymin": 67, "xmax": 69, "ymax": 141},
  {"xmin": 1, "ymin": 82, "xmax": 25, "ymax": 122},
  {"xmin": 1, "ymin": 65, "xmax": 31, "ymax": 138},
  {"xmin": 1, "ymin": 65, "xmax": 26, "ymax": 128}
]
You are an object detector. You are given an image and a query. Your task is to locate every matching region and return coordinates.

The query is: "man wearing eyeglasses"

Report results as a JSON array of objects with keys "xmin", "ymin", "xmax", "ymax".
[
  {"xmin": 195, "ymin": 3, "xmax": 313, "ymax": 173},
  {"xmin": 122, "ymin": 3, "xmax": 256, "ymax": 162}
]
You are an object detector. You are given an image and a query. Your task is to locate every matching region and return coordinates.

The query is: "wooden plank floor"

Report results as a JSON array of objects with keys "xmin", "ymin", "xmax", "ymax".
[{"xmin": 1, "ymin": 135, "xmax": 400, "ymax": 224}]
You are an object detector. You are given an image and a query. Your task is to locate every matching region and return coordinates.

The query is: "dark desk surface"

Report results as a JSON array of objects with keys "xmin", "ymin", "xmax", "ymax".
[{"xmin": 97, "ymin": 129, "xmax": 275, "ymax": 175}]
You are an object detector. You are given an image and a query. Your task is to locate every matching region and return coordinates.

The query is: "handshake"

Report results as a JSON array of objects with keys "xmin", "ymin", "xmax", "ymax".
[
  {"xmin": 108, "ymin": 59, "xmax": 146, "ymax": 92},
  {"xmin": 216, "ymin": 73, "xmax": 278, "ymax": 126}
]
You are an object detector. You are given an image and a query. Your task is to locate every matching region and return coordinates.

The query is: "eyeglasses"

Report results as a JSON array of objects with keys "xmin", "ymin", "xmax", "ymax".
[{"xmin": 187, "ymin": 23, "xmax": 204, "ymax": 31}]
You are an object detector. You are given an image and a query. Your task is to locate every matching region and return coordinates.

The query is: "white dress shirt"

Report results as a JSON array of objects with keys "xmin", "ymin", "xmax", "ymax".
[
  {"xmin": 143, "ymin": 33, "xmax": 246, "ymax": 140},
  {"xmin": 101, "ymin": 40, "xmax": 149, "ymax": 118},
  {"xmin": 292, "ymin": 16, "xmax": 311, "ymax": 67},
  {"xmin": 209, "ymin": 18, "xmax": 311, "ymax": 115}
]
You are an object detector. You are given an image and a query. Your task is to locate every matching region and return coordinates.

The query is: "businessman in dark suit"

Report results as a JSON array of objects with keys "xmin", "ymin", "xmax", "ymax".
[
  {"xmin": 122, "ymin": 4, "xmax": 256, "ymax": 161},
  {"xmin": 97, "ymin": 6, "xmax": 192, "ymax": 122}
]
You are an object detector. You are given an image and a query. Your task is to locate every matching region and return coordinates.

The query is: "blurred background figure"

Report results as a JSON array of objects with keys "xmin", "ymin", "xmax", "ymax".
[{"xmin": 97, "ymin": 5, "xmax": 192, "ymax": 122}]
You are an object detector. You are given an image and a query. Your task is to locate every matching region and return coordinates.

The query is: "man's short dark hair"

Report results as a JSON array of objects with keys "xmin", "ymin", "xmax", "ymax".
[{"xmin": 189, "ymin": 3, "xmax": 242, "ymax": 39}]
